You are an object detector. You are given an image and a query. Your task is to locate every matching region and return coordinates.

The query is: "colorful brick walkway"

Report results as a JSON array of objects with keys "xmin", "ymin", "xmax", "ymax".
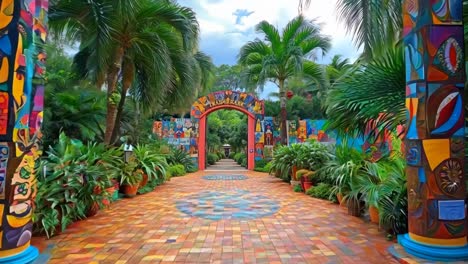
[{"xmin": 32, "ymin": 171, "xmax": 398, "ymax": 264}]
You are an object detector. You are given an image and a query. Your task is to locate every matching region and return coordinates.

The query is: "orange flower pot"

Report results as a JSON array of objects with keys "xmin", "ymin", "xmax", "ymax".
[
  {"xmin": 369, "ymin": 206, "xmax": 380, "ymax": 224},
  {"xmin": 140, "ymin": 173, "xmax": 149, "ymax": 188},
  {"xmin": 303, "ymin": 181, "xmax": 313, "ymax": 192},
  {"xmin": 122, "ymin": 184, "xmax": 139, "ymax": 198}
]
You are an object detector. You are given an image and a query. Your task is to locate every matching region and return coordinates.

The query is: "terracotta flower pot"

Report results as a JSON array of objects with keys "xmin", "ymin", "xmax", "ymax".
[
  {"xmin": 336, "ymin": 193, "xmax": 343, "ymax": 204},
  {"xmin": 369, "ymin": 206, "xmax": 380, "ymax": 224},
  {"xmin": 121, "ymin": 184, "xmax": 139, "ymax": 198},
  {"xmin": 103, "ymin": 186, "xmax": 115, "ymax": 206},
  {"xmin": 140, "ymin": 173, "xmax": 149, "ymax": 188},
  {"xmin": 303, "ymin": 181, "xmax": 313, "ymax": 191},
  {"xmin": 347, "ymin": 198, "xmax": 361, "ymax": 217},
  {"xmin": 86, "ymin": 202, "xmax": 99, "ymax": 217},
  {"xmin": 291, "ymin": 165, "xmax": 298, "ymax": 180}
]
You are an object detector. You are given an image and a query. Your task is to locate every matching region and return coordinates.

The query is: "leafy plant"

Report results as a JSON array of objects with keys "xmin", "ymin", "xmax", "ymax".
[
  {"xmin": 306, "ymin": 183, "xmax": 336, "ymax": 202},
  {"xmin": 207, "ymin": 153, "xmax": 218, "ymax": 165},
  {"xmin": 168, "ymin": 164, "xmax": 186, "ymax": 177},
  {"xmin": 119, "ymin": 160, "xmax": 143, "ymax": 186},
  {"xmin": 167, "ymin": 147, "xmax": 195, "ymax": 172},
  {"xmin": 134, "ymin": 144, "xmax": 168, "ymax": 182},
  {"xmin": 293, "ymin": 185, "xmax": 303, "ymax": 192}
]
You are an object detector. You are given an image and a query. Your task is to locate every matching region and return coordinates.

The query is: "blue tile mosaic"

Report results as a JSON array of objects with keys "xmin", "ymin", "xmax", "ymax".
[
  {"xmin": 176, "ymin": 190, "xmax": 279, "ymax": 220},
  {"xmin": 203, "ymin": 174, "xmax": 248, "ymax": 181}
]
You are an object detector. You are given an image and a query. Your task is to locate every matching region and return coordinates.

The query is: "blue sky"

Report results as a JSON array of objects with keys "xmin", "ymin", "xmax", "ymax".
[{"xmin": 178, "ymin": 0, "xmax": 360, "ymax": 99}]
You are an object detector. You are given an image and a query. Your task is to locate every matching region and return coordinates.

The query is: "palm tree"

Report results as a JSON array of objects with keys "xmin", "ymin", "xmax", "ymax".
[
  {"xmin": 50, "ymin": 0, "xmax": 200, "ymax": 145},
  {"xmin": 325, "ymin": 46, "xmax": 405, "ymax": 139},
  {"xmin": 325, "ymin": 55, "xmax": 353, "ymax": 87},
  {"xmin": 335, "ymin": 0, "xmax": 402, "ymax": 60},
  {"xmin": 238, "ymin": 15, "xmax": 330, "ymax": 144}
]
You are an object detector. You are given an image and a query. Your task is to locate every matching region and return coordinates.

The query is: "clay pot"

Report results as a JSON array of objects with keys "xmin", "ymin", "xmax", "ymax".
[
  {"xmin": 140, "ymin": 173, "xmax": 149, "ymax": 188},
  {"xmin": 103, "ymin": 186, "xmax": 115, "ymax": 206},
  {"xmin": 303, "ymin": 181, "xmax": 313, "ymax": 192},
  {"xmin": 347, "ymin": 198, "xmax": 361, "ymax": 217},
  {"xmin": 121, "ymin": 184, "xmax": 139, "ymax": 198},
  {"xmin": 291, "ymin": 166, "xmax": 298, "ymax": 180},
  {"xmin": 336, "ymin": 193, "xmax": 343, "ymax": 204},
  {"xmin": 86, "ymin": 202, "xmax": 99, "ymax": 217},
  {"xmin": 369, "ymin": 206, "xmax": 380, "ymax": 224}
]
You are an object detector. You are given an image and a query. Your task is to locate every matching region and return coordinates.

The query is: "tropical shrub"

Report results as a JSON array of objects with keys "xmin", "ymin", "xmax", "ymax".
[
  {"xmin": 34, "ymin": 133, "xmax": 119, "ymax": 238},
  {"xmin": 306, "ymin": 183, "xmax": 336, "ymax": 202},
  {"xmin": 254, "ymin": 159, "xmax": 268, "ymax": 169},
  {"xmin": 229, "ymin": 152, "xmax": 236, "ymax": 159},
  {"xmin": 270, "ymin": 142, "xmax": 332, "ymax": 181},
  {"xmin": 207, "ymin": 153, "xmax": 218, "ymax": 165},
  {"xmin": 134, "ymin": 144, "xmax": 168, "ymax": 182},
  {"xmin": 168, "ymin": 164, "xmax": 187, "ymax": 177},
  {"xmin": 241, "ymin": 158, "xmax": 247, "ymax": 168},
  {"xmin": 167, "ymin": 147, "xmax": 195, "ymax": 172}
]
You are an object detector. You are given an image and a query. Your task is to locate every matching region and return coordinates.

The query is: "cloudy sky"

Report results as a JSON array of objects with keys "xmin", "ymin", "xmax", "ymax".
[{"xmin": 178, "ymin": 0, "xmax": 361, "ymax": 98}]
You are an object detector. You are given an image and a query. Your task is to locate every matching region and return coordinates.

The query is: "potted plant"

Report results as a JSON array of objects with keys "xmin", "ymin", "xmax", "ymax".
[
  {"xmin": 119, "ymin": 160, "xmax": 143, "ymax": 197},
  {"xmin": 303, "ymin": 170, "xmax": 316, "ymax": 191}
]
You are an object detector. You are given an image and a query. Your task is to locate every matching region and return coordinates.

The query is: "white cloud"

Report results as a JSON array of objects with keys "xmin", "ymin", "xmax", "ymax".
[{"xmin": 180, "ymin": 0, "xmax": 360, "ymax": 66}]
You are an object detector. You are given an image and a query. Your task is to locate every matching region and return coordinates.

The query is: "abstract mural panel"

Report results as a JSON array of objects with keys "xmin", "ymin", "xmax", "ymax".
[
  {"xmin": 0, "ymin": 0, "xmax": 47, "ymax": 259},
  {"xmin": 402, "ymin": 0, "xmax": 467, "ymax": 249}
]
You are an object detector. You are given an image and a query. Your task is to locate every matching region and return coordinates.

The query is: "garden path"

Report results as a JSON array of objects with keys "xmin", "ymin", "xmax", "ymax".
[
  {"xmin": 205, "ymin": 159, "xmax": 248, "ymax": 172},
  {"xmin": 32, "ymin": 171, "xmax": 397, "ymax": 264}
]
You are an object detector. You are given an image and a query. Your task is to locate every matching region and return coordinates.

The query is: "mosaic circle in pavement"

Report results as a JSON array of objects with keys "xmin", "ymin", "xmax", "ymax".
[
  {"xmin": 176, "ymin": 190, "xmax": 279, "ymax": 220},
  {"xmin": 202, "ymin": 174, "xmax": 248, "ymax": 181}
]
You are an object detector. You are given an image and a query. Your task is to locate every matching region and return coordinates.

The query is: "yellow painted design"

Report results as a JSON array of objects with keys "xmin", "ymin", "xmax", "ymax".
[
  {"xmin": 0, "ymin": 204, "xmax": 3, "ymax": 227},
  {"xmin": 12, "ymin": 33, "xmax": 24, "ymax": 104},
  {"xmin": 0, "ymin": 0, "xmax": 14, "ymax": 29},
  {"xmin": 422, "ymin": 139, "xmax": 450, "ymax": 170},
  {"xmin": 6, "ymin": 211, "xmax": 32, "ymax": 228},
  {"xmin": 409, "ymin": 233, "xmax": 467, "ymax": 247},
  {"xmin": 0, "ymin": 242, "xmax": 29, "ymax": 257},
  {"xmin": 0, "ymin": 57, "xmax": 9, "ymax": 83},
  {"xmin": 0, "ymin": 231, "xmax": 2, "ymax": 248}
]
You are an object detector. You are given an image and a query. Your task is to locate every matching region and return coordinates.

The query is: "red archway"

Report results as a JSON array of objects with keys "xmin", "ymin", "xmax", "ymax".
[{"xmin": 191, "ymin": 90, "xmax": 264, "ymax": 170}]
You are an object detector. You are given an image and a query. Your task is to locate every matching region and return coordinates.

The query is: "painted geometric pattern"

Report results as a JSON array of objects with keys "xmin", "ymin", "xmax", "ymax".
[
  {"xmin": 203, "ymin": 175, "xmax": 248, "ymax": 181},
  {"xmin": 176, "ymin": 190, "xmax": 279, "ymax": 220},
  {"xmin": 403, "ymin": 0, "xmax": 466, "ymax": 241}
]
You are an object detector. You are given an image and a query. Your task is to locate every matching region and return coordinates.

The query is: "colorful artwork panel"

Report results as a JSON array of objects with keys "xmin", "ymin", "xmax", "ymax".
[
  {"xmin": 427, "ymin": 84, "xmax": 464, "ymax": 137},
  {"xmin": 0, "ymin": 145, "xmax": 7, "ymax": 199},
  {"xmin": 264, "ymin": 117, "xmax": 274, "ymax": 146},
  {"xmin": 427, "ymin": 26, "xmax": 464, "ymax": 82},
  {"xmin": 402, "ymin": 0, "xmax": 419, "ymax": 37},
  {"xmin": 0, "ymin": 92, "xmax": 8, "ymax": 135},
  {"xmin": 434, "ymin": 158, "xmax": 464, "ymax": 197},
  {"xmin": 404, "ymin": 32, "xmax": 425, "ymax": 82},
  {"xmin": 406, "ymin": 140, "xmax": 422, "ymax": 166},
  {"xmin": 255, "ymin": 143, "xmax": 263, "ymax": 160},
  {"xmin": 153, "ymin": 121, "xmax": 162, "ymax": 137},
  {"xmin": 431, "ymin": 0, "xmax": 463, "ymax": 24}
]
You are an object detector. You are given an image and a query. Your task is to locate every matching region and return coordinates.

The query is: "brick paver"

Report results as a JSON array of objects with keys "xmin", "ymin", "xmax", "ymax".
[{"xmin": 32, "ymin": 171, "xmax": 397, "ymax": 263}]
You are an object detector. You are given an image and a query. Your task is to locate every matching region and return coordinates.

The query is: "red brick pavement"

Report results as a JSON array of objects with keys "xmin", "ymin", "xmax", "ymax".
[{"xmin": 32, "ymin": 171, "xmax": 397, "ymax": 264}]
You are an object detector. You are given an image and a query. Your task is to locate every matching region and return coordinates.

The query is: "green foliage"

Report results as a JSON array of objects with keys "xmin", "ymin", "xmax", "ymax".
[
  {"xmin": 293, "ymin": 185, "xmax": 303, "ymax": 193},
  {"xmin": 306, "ymin": 183, "xmax": 336, "ymax": 202},
  {"xmin": 134, "ymin": 144, "xmax": 168, "ymax": 182},
  {"xmin": 119, "ymin": 160, "xmax": 143, "ymax": 186},
  {"xmin": 325, "ymin": 46, "xmax": 405, "ymax": 140},
  {"xmin": 168, "ymin": 164, "xmax": 187, "ymax": 177},
  {"xmin": 34, "ymin": 133, "xmax": 120, "ymax": 238},
  {"xmin": 254, "ymin": 159, "xmax": 268, "ymax": 169},
  {"xmin": 270, "ymin": 142, "xmax": 333, "ymax": 181},
  {"xmin": 167, "ymin": 147, "xmax": 195, "ymax": 172},
  {"xmin": 207, "ymin": 153, "xmax": 218, "ymax": 165},
  {"xmin": 229, "ymin": 152, "xmax": 236, "ymax": 159},
  {"xmin": 240, "ymin": 158, "xmax": 247, "ymax": 168}
]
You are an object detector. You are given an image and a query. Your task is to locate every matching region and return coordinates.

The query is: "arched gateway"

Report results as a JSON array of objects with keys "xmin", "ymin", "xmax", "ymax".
[{"xmin": 191, "ymin": 90, "xmax": 264, "ymax": 170}]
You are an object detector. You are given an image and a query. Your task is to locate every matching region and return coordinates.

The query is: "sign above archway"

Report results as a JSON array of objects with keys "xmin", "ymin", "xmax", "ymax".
[
  {"xmin": 190, "ymin": 90, "xmax": 265, "ymax": 170},
  {"xmin": 191, "ymin": 90, "xmax": 264, "ymax": 119}
]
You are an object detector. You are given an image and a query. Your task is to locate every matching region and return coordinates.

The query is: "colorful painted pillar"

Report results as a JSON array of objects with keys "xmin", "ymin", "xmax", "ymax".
[
  {"xmin": 0, "ymin": 0, "xmax": 47, "ymax": 262},
  {"xmin": 400, "ymin": 0, "xmax": 468, "ymax": 261}
]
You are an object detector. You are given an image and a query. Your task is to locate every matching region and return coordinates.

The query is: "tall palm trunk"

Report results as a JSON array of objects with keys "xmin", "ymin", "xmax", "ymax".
[
  {"xmin": 104, "ymin": 47, "xmax": 124, "ymax": 145},
  {"xmin": 110, "ymin": 62, "xmax": 134, "ymax": 144},
  {"xmin": 279, "ymin": 79, "xmax": 288, "ymax": 145}
]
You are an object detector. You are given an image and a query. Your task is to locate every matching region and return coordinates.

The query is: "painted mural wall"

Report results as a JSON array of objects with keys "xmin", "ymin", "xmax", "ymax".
[
  {"xmin": 154, "ymin": 117, "xmax": 391, "ymax": 163},
  {"xmin": 0, "ymin": 0, "xmax": 47, "ymax": 257},
  {"xmin": 403, "ymin": 0, "xmax": 466, "ymax": 244}
]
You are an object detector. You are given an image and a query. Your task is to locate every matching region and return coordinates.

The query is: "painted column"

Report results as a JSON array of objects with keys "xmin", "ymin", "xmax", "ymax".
[
  {"xmin": 247, "ymin": 116, "xmax": 255, "ymax": 170},
  {"xmin": 399, "ymin": 0, "xmax": 468, "ymax": 261},
  {"xmin": 198, "ymin": 117, "xmax": 206, "ymax": 170},
  {"xmin": 0, "ymin": 0, "xmax": 47, "ymax": 262}
]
